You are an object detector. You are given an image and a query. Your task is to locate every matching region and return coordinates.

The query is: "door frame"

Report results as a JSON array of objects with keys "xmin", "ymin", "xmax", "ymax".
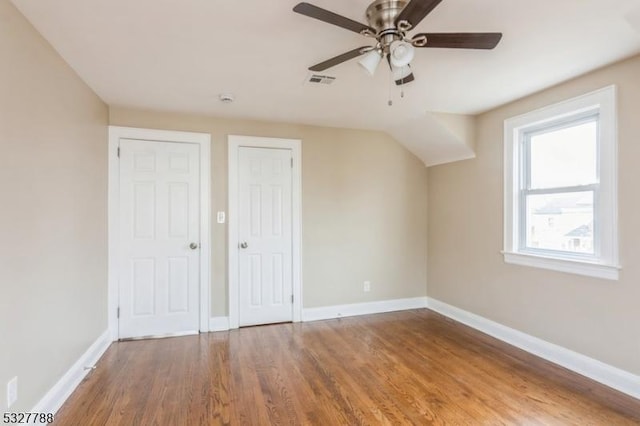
[
  {"xmin": 108, "ymin": 126, "xmax": 211, "ymax": 341},
  {"xmin": 228, "ymin": 135, "xmax": 302, "ymax": 329}
]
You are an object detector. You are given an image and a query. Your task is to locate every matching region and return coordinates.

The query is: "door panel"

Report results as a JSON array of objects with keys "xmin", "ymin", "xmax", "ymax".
[
  {"xmin": 119, "ymin": 139, "xmax": 200, "ymax": 339},
  {"xmin": 238, "ymin": 147, "xmax": 293, "ymax": 326},
  {"xmin": 132, "ymin": 259, "xmax": 155, "ymax": 315}
]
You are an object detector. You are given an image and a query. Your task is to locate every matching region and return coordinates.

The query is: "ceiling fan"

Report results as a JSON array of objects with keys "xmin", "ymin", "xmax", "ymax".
[{"xmin": 293, "ymin": 0, "xmax": 503, "ymax": 86}]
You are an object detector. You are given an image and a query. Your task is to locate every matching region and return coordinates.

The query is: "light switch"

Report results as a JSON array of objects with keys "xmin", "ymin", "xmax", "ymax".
[{"xmin": 217, "ymin": 211, "xmax": 226, "ymax": 224}]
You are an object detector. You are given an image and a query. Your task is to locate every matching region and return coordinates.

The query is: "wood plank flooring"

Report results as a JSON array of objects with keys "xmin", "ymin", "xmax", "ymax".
[{"xmin": 54, "ymin": 309, "xmax": 640, "ymax": 425}]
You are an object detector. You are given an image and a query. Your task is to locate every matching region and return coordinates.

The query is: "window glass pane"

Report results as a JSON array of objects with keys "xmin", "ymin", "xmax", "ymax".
[
  {"xmin": 525, "ymin": 191, "xmax": 594, "ymax": 254},
  {"xmin": 529, "ymin": 120, "xmax": 597, "ymax": 189}
]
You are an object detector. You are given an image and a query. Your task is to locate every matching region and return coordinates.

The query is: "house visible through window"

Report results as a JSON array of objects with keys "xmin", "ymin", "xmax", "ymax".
[{"xmin": 503, "ymin": 86, "xmax": 619, "ymax": 280}]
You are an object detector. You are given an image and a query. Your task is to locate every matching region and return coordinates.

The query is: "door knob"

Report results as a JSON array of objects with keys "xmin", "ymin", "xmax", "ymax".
[
  {"xmin": 189, "ymin": 242, "xmax": 199, "ymax": 250},
  {"xmin": 239, "ymin": 241, "xmax": 248, "ymax": 249}
]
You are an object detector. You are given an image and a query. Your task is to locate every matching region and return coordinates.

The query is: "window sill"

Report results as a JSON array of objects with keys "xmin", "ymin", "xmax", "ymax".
[{"xmin": 502, "ymin": 251, "xmax": 620, "ymax": 280}]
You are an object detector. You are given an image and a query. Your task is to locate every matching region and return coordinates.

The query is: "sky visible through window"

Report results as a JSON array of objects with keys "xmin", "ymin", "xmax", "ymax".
[{"xmin": 529, "ymin": 120, "xmax": 597, "ymax": 189}]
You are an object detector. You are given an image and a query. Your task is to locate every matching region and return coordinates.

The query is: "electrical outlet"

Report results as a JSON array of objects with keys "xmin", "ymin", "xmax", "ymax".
[
  {"xmin": 363, "ymin": 281, "xmax": 371, "ymax": 292},
  {"xmin": 7, "ymin": 376, "xmax": 17, "ymax": 408}
]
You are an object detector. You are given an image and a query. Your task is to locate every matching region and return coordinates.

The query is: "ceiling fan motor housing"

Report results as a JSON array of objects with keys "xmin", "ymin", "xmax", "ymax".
[{"xmin": 366, "ymin": 0, "xmax": 408, "ymax": 37}]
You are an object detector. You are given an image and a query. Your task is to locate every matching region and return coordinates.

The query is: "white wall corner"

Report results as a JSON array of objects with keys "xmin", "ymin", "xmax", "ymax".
[
  {"xmin": 430, "ymin": 112, "xmax": 476, "ymax": 152},
  {"xmin": 32, "ymin": 330, "xmax": 111, "ymax": 415},
  {"xmin": 303, "ymin": 297, "xmax": 428, "ymax": 323},
  {"xmin": 209, "ymin": 316, "xmax": 230, "ymax": 332},
  {"xmin": 426, "ymin": 298, "xmax": 640, "ymax": 400},
  {"xmin": 386, "ymin": 112, "xmax": 476, "ymax": 168}
]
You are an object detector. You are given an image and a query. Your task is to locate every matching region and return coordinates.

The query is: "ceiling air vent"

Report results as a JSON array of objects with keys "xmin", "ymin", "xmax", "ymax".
[{"xmin": 305, "ymin": 74, "xmax": 336, "ymax": 85}]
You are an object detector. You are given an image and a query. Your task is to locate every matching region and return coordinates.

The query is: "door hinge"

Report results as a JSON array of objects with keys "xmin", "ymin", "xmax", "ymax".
[
  {"xmin": 291, "ymin": 294, "xmax": 294, "ymax": 304},
  {"xmin": 117, "ymin": 307, "xmax": 120, "ymax": 318},
  {"xmin": 290, "ymin": 157, "xmax": 293, "ymax": 168},
  {"xmin": 117, "ymin": 147, "xmax": 120, "ymax": 158}
]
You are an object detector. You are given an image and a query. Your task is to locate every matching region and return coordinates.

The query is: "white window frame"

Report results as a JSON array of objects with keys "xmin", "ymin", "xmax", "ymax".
[{"xmin": 503, "ymin": 86, "xmax": 619, "ymax": 280}]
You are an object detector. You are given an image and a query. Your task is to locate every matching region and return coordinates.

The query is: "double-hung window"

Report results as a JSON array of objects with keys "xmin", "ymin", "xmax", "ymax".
[{"xmin": 503, "ymin": 86, "xmax": 619, "ymax": 280}]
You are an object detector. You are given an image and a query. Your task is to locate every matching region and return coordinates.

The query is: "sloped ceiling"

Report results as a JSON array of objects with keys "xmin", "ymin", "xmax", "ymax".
[{"xmin": 10, "ymin": 0, "xmax": 640, "ymax": 165}]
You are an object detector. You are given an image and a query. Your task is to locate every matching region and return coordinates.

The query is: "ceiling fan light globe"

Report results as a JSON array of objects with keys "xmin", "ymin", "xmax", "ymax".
[
  {"xmin": 392, "ymin": 64, "xmax": 412, "ymax": 81},
  {"xmin": 358, "ymin": 50, "xmax": 382, "ymax": 76},
  {"xmin": 390, "ymin": 40, "xmax": 415, "ymax": 68}
]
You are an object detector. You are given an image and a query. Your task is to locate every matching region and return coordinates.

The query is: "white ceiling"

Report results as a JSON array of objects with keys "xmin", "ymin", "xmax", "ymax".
[{"xmin": 11, "ymin": 0, "xmax": 640, "ymax": 164}]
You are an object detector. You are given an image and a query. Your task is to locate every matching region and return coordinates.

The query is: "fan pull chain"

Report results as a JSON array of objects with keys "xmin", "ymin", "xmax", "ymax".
[{"xmin": 388, "ymin": 67, "xmax": 393, "ymax": 106}]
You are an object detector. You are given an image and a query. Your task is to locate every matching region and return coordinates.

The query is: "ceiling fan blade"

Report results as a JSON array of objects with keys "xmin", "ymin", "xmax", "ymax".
[
  {"xmin": 412, "ymin": 32, "xmax": 503, "ymax": 49},
  {"xmin": 396, "ymin": 73, "xmax": 415, "ymax": 86},
  {"xmin": 395, "ymin": 0, "xmax": 443, "ymax": 30},
  {"xmin": 308, "ymin": 47, "xmax": 371, "ymax": 72},
  {"xmin": 293, "ymin": 2, "xmax": 376, "ymax": 35}
]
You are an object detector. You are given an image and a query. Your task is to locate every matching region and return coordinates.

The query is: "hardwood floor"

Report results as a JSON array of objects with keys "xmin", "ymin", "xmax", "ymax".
[{"xmin": 54, "ymin": 309, "xmax": 640, "ymax": 425}]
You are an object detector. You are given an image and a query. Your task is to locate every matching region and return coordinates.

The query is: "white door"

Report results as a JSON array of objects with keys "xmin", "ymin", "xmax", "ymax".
[
  {"xmin": 118, "ymin": 138, "xmax": 200, "ymax": 339},
  {"xmin": 238, "ymin": 147, "xmax": 293, "ymax": 326}
]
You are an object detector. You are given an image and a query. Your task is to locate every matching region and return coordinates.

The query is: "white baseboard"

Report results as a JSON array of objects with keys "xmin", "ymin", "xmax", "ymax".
[
  {"xmin": 209, "ymin": 316, "xmax": 230, "ymax": 332},
  {"xmin": 208, "ymin": 298, "xmax": 428, "ymax": 330},
  {"xmin": 426, "ymin": 297, "xmax": 640, "ymax": 400},
  {"xmin": 303, "ymin": 296, "xmax": 428, "ymax": 322},
  {"xmin": 32, "ymin": 329, "xmax": 111, "ymax": 415}
]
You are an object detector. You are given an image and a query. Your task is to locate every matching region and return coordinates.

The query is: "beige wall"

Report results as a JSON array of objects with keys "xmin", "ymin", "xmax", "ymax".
[
  {"xmin": 109, "ymin": 108, "xmax": 428, "ymax": 315},
  {"xmin": 427, "ymin": 54, "xmax": 640, "ymax": 375},
  {"xmin": 0, "ymin": 0, "xmax": 109, "ymax": 412}
]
